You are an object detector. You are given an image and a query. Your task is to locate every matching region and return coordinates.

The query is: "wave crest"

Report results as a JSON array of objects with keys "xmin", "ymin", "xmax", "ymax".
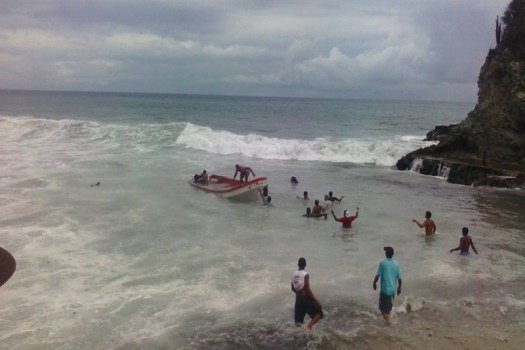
[{"xmin": 176, "ymin": 123, "xmax": 434, "ymax": 166}]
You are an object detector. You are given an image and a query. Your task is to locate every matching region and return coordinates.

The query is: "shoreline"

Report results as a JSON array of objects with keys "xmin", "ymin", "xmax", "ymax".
[{"xmin": 311, "ymin": 304, "xmax": 523, "ymax": 349}]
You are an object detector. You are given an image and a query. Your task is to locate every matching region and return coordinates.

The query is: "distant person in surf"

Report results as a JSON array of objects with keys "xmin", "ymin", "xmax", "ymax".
[
  {"xmin": 291, "ymin": 257, "xmax": 323, "ymax": 332},
  {"xmin": 90, "ymin": 181, "xmax": 101, "ymax": 187},
  {"xmin": 291, "ymin": 176, "xmax": 299, "ymax": 186},
  {"xmin": 297, "ymin": 191, "xmax": 309, "ymax": 201},
  {"xmin": 325, "ymin": 191, "xmax": 343, "ymax": 203},
  {"xmin": 373, "ymin": 246, "xmax": 402, "ymax": 326},
  {"xmin": 412, "ymin": 211, "xmax": 436, "ymax": 236},
  {"xmin": 450, "ymin": 227, "xmax": 478, "ymax": 256},
  {"xmin": 331, "ymin": 207, "xmax": 359, "ymax": 228},
  {"xmin": 233, "ymin": 164, "xmax": 256, "ymax": 182},
  {"xmin": 303, "ymin": 207, "xmax": 312, "ymax": 217},
  {"xmin": 311, "ymin": 200, "xmax": 327, "ymax": 219}
]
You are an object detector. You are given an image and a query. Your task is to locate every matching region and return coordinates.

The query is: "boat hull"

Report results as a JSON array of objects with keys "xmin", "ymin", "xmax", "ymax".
[{"xmin": 189, "ymin": 175, "xmax": 268, "ymax": 201}]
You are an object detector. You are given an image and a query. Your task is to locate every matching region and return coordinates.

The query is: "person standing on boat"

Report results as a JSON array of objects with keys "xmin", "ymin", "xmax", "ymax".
[
  {"xmin": 233, "ymin": 164, "xmax": 256, "ymax": 182},
  {"xmin": 291, "ymin": 257, "xmax": 323, "ymax": 332}
]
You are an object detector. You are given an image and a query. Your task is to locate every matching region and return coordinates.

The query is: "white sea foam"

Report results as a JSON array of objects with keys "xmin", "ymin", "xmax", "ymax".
[
  {"xmin": 0, "ymin": 116, "xmax": 434, "ymax": 167},
  {"xmin": 175, "ymin": 123, "xmax": 433, "ymax": 166}
]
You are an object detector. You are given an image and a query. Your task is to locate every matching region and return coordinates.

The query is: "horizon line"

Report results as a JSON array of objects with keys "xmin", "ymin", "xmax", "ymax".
[{"xmin": 0, "ymin": 88, "xmax": 476, "ymax": 105}]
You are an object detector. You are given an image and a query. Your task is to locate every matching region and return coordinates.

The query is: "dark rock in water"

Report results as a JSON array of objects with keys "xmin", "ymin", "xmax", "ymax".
[
  {"xmin": 396, "ymin": 155, "xmax": 415, "ymax": 171},
  {"xmin": 396, "ymin": 0, "xmax": 525, "ymax": 189},
  {"xmin": 423, "ymin": 124, "xmax": 458, "ymax": 141}
]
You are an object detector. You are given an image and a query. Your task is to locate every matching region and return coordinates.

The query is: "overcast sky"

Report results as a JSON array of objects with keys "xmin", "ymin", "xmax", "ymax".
[{"xmin": 0, "ymin": 0, "xmax": 510, "ymax": 101}]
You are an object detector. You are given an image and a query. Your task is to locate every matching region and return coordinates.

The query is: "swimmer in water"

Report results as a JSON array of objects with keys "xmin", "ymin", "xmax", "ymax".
[
  {"xmin": 303, "ymin": 207, "xmax": 312, "ymax": 217},
  {"xmin": 450, "ymin": 227, "xmax": 478, "ymax": 255},
  {"xmin": 297, "ymin": 191, "xmax": 309, "ymax": 201},
  {"xmin": 412, "ymin": 211, "xmax": 436, "ymax": 236},
  {"xmin": 331, "ymin": 207, "xmax": 359, "ymax": 228},
  {"xmin": 311, "ymin": 200, "xmax": 327, "ymax": 219},
  {"xmin": 325, "ymin": 191, "xmax": 343, "ymax": 202}
]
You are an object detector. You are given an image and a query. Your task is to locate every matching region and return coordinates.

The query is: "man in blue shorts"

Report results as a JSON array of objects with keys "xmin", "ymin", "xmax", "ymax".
[{"xmin": 373, "ymin": 246, "xmax": 402, "ymax": 326}]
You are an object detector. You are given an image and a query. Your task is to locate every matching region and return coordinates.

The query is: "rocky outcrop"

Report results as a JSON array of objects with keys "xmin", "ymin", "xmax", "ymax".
[{"xmin": 397, "ymin": 0, "xmax": 525, "ymax": 188}]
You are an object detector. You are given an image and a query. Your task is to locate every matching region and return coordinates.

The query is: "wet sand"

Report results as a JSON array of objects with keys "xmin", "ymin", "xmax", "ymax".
[{"xmin": 311, "ymin": 302, "xmax": 524, "ymax": 350}]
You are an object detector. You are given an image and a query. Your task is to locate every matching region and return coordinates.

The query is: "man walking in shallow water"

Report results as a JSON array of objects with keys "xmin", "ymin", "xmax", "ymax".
[
  {"xmin": 291, "ymin": 257, "xmax": 323, "ymax": 332},
  {"xmin": 373, "ymin": 246, "xmax": 402, "ymax": 326}
]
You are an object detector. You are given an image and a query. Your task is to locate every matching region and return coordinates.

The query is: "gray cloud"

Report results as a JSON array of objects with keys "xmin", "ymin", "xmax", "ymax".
[{"xmin": 0, "ymin": 0, "xmax": 510, "ymax": 101}]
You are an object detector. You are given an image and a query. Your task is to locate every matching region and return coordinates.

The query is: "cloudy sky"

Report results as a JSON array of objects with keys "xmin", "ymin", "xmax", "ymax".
[{"xmin": 0, "ymin": 0, "xmax": 510, "ymax": 101}]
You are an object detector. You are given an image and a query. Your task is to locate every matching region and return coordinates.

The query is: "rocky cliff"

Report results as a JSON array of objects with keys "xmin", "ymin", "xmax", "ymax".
[{"xmin": 397, "ymin": 0, "xmax": 525, "ymax": 188}]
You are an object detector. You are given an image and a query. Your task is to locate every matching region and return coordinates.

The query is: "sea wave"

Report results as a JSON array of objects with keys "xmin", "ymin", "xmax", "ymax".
[
  {"xmin": 175, "ymin": 122, "xmax": 434, "ymax": 166},
  {"xmin": 0, "ymin": 116, "xmax": 435, "ymax": 166},
  {"xmin": 0, "ymin": 115, "xmax": 186, "ymax": 150}
]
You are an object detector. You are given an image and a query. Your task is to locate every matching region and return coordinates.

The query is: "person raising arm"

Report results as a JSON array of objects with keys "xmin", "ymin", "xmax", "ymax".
[
  {"xmin": 412, "ymin": 210, "xmax": 436, "ymax": 235},
  {"xmin": 331, "ymin": 207, "xmax": 359, "ymax": 228}
]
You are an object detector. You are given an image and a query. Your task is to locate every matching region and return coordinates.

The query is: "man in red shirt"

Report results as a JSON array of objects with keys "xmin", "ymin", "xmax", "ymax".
[{"xmin": 331, "ymin": 207, "xmax": 359, "ymax": 228}]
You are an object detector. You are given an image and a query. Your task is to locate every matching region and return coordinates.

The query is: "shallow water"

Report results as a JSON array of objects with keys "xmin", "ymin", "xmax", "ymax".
[{"xmin": 0, "ymin": 91, "xmax": 524, "ymax": 349}]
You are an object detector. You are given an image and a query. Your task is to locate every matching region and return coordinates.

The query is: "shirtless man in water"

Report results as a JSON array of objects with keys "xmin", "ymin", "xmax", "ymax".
[
  {"xmin": 297, "ymin": 191, "xmax": 309, "ymax": 201},
  {"xmin": 450, "ymin": 227, "xmax": 478, "ymax": 255},
  {"xmin": 412, "ymin": 211, "xmax": 436, "ymax": 235},
  {"xmin": 325, "ymin": 191, "xmax": 343, "ymax": 202},
  {"xmin": 311, "ymin": 200, "xmax": 327, "ymax": 219}
]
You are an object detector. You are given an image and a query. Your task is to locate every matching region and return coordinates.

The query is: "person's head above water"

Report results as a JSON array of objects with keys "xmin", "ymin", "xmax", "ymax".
[
  {"xmin": 235, "ymin": 164, "xmax": 240, "ymax": 170},
  {"xmin": 425, "ymin": 211, "xmax": 432, "ymax": 219},
  {"xmin": 305, "ymin": 207, "xmax": 311, "ymax": 214},
  {"xmin": 298, "ymin": 257, "xmax": 306, "ymax": 268},
  {"xmin": 329, "ymin": 191, "xmax": 333, "ymax": 197},
  {"xmin": 314, "ymin": 199, "xmax": 320, "ymax": 205},
  {"xmin": 384, "ymin": 246, "xmax": 394, "ymax": 259},
  {"xmin": 462, "ymin": 227, "xmax": 469, "ymax": 236},
  {"xmin": 303, "ymin": 191, "xmax": 308, "ymax": 197},
  {"xmin": 291, "ymin": 176, "xmax": 298, "ymax": 184}
]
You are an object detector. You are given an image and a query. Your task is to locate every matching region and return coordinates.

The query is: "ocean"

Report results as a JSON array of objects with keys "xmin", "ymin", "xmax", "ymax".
[{"xmin": 0, "ymin": 90, "xmax": 524, "ymax": 349}]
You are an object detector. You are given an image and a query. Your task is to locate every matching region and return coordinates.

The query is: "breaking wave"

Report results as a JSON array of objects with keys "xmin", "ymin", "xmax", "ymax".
[{"xmin": 175, "ymin": 123, "xmax": 435, "ymax": 166}]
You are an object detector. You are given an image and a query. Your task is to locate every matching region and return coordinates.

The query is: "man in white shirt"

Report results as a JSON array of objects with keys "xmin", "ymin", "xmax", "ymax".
[{"xmin": 291, "ymin": 257, "xmax": 323, "ymax": 332}]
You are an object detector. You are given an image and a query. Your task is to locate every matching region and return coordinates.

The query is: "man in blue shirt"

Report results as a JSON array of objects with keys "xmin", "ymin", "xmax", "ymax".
[{"xmin": 373, "ymin": 246, "xmax": 402, "ymax": 326}]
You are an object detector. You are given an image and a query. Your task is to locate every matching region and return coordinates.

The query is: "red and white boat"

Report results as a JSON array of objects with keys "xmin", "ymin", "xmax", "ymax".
[{"xmin": 189, "ymin": 175, "xmax": 269, "ymax": 201}]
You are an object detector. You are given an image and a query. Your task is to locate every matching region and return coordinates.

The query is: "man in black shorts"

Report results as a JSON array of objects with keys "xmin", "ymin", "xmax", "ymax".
[{"xmin": 291, "ymin": 257, "xmax": 323, "ymax": 332}]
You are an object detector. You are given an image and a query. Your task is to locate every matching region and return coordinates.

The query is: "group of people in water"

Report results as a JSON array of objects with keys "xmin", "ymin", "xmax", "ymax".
[
  {"xmin": 291, "ymin": 194, "xmax": 478, "ymax": 331},
  {"xmin": 194, "ymin": 164, "xmax": 479, "ymax": 332}
]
